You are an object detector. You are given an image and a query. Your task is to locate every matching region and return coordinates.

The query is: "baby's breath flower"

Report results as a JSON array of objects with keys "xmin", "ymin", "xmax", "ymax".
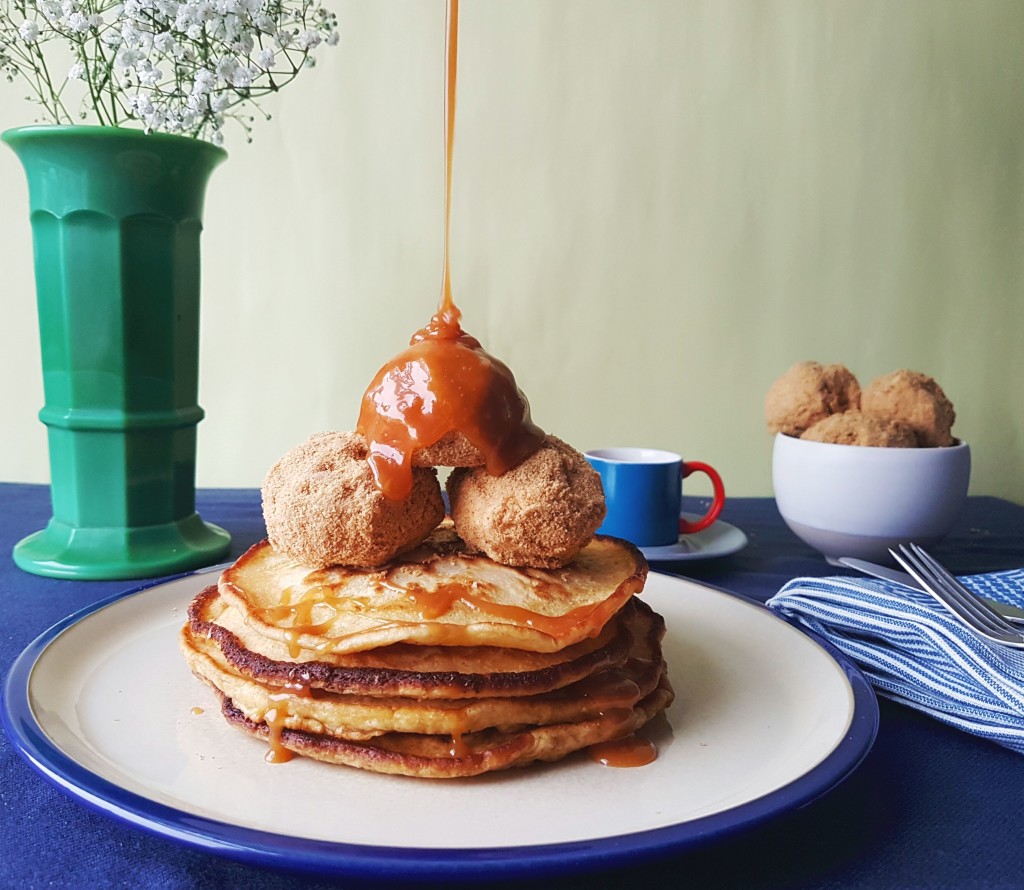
[
  {"xmin": 135, "ymin": 59, "xmax": 162, "ymax": 85},
  {"xmin": 116, "ymin": 47, "xmax": 140, "ymax": 68},
  {"xmin": 215, "ymin": 55, "xmax": 236, "ymax": 80},
  {"xmin": 18, "ymin": 21, "xmax": 40, "ymax": 43},
  {"xmin": 298, "ymin": 28, "xmax": 320, "ymax": 50},
  {"xmin": 191, "ymin": 67, "xmax": 215, "ymax": 93},
  {"xmin": 1, "ymin": 0, "xmax": 340, "ymax": 142},
  {"xmin": 153, "ymin": 32, "xmax": 176, "ymax": 54},
  {"xmin": 67, "ymin": 11, "xmax": 91, "ymax": 32},
  {"xmin": 229, "ymin": 64, "xmax": 254, "ymax": 88}
]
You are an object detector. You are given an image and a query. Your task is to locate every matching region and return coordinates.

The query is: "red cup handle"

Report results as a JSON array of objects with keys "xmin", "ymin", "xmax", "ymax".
[{"xmin": 679, "ymin": 461, "xmax": 726, "ymax": 534}]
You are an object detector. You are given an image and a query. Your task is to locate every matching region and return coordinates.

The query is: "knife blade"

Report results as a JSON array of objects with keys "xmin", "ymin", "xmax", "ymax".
[{"xmin": 837, "ymin": 557, "xmax": 1024, "ymax": 622}]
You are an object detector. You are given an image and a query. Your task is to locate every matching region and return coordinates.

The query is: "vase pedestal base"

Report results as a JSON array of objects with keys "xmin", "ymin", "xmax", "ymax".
[{"xmin": 13, "ymin": 513, "xmax": 231, "ymax": 580}]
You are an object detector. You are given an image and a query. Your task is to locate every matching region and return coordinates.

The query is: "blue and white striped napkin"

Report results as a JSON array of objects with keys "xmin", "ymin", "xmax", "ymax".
[{"xmin": 767, "ymin": 569, "xmax": 1024, "ymax": 755}]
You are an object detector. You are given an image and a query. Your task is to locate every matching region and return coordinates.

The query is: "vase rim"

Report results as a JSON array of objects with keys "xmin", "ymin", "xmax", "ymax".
[{"xmin": 1, "ymin": 124, "xmax": 228, "ymax": 160}]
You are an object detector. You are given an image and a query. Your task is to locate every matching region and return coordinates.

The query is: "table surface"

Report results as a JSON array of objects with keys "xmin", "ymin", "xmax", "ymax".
[{"xmin": 2, "ymin": 483, "xmax": 1022, "ymax": 890}]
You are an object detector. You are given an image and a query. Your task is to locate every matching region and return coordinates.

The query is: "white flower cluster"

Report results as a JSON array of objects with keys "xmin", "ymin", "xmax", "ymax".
[{"xmin": 0, "ymin": 0, "xmax": 339, "ymax": 143}]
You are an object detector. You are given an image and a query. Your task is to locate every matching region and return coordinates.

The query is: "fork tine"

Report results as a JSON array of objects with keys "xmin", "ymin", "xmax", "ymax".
[
  {"xmin": 890, "ymin": 545, "xmax": 1024, "ymax": 646},
  {"xmin": 890, "ymin": 546, "xmax": 984, "ymax": 631},
  {"xmin": 896, "ymin": 544, "xmax": 1012, "ymax": 636},
  {"xmin": 907, "ymin": 544, "xmax": 1020, "ymax": 635}
]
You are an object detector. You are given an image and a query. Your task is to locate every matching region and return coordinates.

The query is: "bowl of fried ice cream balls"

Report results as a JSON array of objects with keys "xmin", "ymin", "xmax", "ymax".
[{"xmin": 766, "ymin": 361, "xmax": 970, "ymax": 564}]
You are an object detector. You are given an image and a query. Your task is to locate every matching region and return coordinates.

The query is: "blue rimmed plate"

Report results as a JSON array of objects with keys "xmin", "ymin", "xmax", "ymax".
[{"xmin": 2, "ymin": 570, "xmax": 876, "ymax": 881}]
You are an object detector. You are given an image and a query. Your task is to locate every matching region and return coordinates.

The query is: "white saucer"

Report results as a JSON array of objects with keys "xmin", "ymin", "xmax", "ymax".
[{"xmin": 638, "ymin": 513, "xmax": 748, "ymax": 562}]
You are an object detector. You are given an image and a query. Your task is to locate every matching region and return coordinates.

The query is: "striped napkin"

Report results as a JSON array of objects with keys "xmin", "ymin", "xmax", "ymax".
[{"xmin": 767, "ymin": 568, "xmax": 1024, "ymax": 755}]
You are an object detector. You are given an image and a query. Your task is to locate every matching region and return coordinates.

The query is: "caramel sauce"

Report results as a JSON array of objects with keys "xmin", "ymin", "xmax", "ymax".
[
  {"xmin": 256, "ymin": 568, "xmax": 619, "ymax": 655},
  {"xmin": 282, "ymin": 678, "xmax": 315, "ymax": 699},
  {"xmin": 449, "ymin": 712, "xmax": 470, "ymax": 759},
  {"xmin": 587, "ymin": 734, "xmax": 658, "ymax": 768},
  {"xmin": 264, "ymin": 693, "xmax": 294, "ymax": 764},
  {"xmin": 190, "ymin": 706, "xmax": 204, "ymax": 716},
  {"xmin": 355, "ymin": 0, "xmax": 544, "ymax": 500},
  {"xmin": 252, "ymin": 544, "xmax": 625, "ymax": 654},
  {"xmin": 395, "ymin": 577, "xmax": 610, "ymax": 637},
  {"xmin": 258, "ymin": 586, "xmax": 340, "ymax": 658}
]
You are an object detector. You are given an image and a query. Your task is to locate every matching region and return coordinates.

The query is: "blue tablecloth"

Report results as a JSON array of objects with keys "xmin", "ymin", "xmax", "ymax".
[{"xmin": 2, "ymin": 484, "xmax": 1022, "ymax": 889}]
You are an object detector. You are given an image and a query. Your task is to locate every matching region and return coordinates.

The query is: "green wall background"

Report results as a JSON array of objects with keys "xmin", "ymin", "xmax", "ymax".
[{"xmin": 1, "ymin": 0, "xmax": 1022, "ymax": 504}]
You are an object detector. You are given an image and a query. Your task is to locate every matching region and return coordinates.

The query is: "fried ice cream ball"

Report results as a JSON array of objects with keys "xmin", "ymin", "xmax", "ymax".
[
  {"xmin": 801, "ymin": 411, "xmax": 918, "ymax": 447},
  {"xmin": 411, "ymin": 430, "xmax": 485, "ymax": 468},
  {"xmin": 861, "ymin": 370, "xmax": 956, "ymax": 447},
  {"xmin": 262, "ymin": 431, "xmax": 445, "ymax": 569},
  {"xmin": 446, "ymin": 436, "xmax": 606, "ymax": 569},
  {"xmin": 765, "ymin": 361, "xmax": 861, "ymax": 436}
]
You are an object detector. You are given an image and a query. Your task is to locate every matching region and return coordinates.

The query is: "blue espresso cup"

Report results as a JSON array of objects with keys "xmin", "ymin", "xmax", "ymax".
[{"xmin": 585, "ymin": 447, "xmax": 726, "ymax": 547}]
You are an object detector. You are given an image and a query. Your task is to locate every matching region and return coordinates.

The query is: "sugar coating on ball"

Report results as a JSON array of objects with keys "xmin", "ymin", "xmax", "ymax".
[
  {"xmin": 861, "ymin": 370, "xmax": 956, "ymax": 447},
  {"xmin": 765, "ymin": 361, "xmax": 861, "ymax": 437},
  {"xmin": 801, "ymin": 411, "xmax": 918, "ymax": 447},
  {"xmin": 261, "ymin": 431, "xmax": 445, "ymax": 568},
  {"xmin": 447, "ymin": 436, "xmax": 606, "ymax": 569}
]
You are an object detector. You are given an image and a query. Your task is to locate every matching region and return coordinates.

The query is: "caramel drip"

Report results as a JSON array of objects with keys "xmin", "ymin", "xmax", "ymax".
[
  {"xmin": 439, "ymin": 0, "xmax": 459, "ymax": 324},
  {"xmin": 190, "ymin": 706, "xmax": 204, "ymax": 716},
  {"xmin": 356, "ymin": 331, "xmax": 544, "ymax": 500},
  {"xmin": 252, "ymin": 571, "xmax": 619, "ymax": 654},
  {"xmin": 449, "ymin": 712, "xmax": 470, "ymax": 760},
  {"xmin": 355, "ymin": 0, "xmax": 544, "ymax": 500},
  {"xmin": 264, "ymin": 693, "xmax": 294, "ymax": 764},
  {"xmin": 587, "ymin": 734, "xmax": 658, "ymax": 769},
  {"xmin": 395, "ymin": 580, "xmax": 612, "ymax": 639},
  {"xmin": 283, "ymin": 678, "xmax": 315, "ymax": 699},
  {"xmin": 258, "ymin": 586, "xmax": 339, "ymax": 658}
]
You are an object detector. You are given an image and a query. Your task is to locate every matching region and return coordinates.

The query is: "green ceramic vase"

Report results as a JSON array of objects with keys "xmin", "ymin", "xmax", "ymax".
[{"xmin": 3, "ymin": 125, "xmax": 231, "ymax": 579}]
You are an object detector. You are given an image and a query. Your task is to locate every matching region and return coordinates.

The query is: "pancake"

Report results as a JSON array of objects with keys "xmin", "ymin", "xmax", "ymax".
[
  {"xmin": 214, "ymin": 677, "xmax": 674, "ymax": 779},
  {"xmin": 189, "ymin": 585, "xmax": 638, "ymax": 698},
  {"xmin": 220, "ymin": 524, "xmax": 647, "ymax": 656},
  {"xmin": 180, "ymin": 596, "xmax": 666, "ymax": 741},
  {"xmin": 183, "ymin": 501, "xmax": 672, "ymax": 777}
]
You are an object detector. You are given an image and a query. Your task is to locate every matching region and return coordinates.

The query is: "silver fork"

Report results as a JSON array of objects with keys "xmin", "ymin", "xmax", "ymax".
[{"xmin": 890, "ymin": 543, "xmax": 1024, "ymax": 648}]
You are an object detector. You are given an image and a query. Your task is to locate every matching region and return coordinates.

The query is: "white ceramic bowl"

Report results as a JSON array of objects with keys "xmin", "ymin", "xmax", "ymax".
[{"xmin": 771, "ymin": 433, "xmax": 971, "ymax": 565}]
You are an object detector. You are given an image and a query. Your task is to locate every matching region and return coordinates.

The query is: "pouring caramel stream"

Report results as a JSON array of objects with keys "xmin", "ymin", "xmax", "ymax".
[
  {"xmin": 356, "ymin": 0, "xmax": 544, "ymax": 500},
  {"xmin": 439, "ymin": 0, "xmax": 459, "ymax": 325}
]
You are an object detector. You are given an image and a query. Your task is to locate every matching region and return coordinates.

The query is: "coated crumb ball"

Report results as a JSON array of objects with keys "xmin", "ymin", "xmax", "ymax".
[
  {"xmin": 861, "ymin": 370, "xmax": 956, "ymax": 447},
  {"xmin": 261, "ymin": 431, "xmax": 445, "ymax": 568},
  {"xmin": 801, "ymin": 411, "xmax": 918, "ymax": 447},
  {"xmin": 411, "ymin": 430, "xmax": 485, "ymax": 468},
  {"xmin": 446, "ymin": 436, "xmax": 606, "ymax": 569},
  {"xmin": 764, "ymin": 361, "xmax": 861, "ymax": 437}
]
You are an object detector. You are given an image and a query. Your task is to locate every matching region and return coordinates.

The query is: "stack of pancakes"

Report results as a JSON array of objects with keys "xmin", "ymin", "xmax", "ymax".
[{"xmin": 180, "ymin": 523, "xmax": 674, "ymax": 778}]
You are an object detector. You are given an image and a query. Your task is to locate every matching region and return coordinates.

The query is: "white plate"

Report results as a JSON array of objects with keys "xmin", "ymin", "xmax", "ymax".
[
  {"xmin": 639, "ymin": 513, "xmax": 749, "ymax": 562},
  {"xmin": 3, "ymin": 570, "xmax": 876, "ymax": 881}
]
